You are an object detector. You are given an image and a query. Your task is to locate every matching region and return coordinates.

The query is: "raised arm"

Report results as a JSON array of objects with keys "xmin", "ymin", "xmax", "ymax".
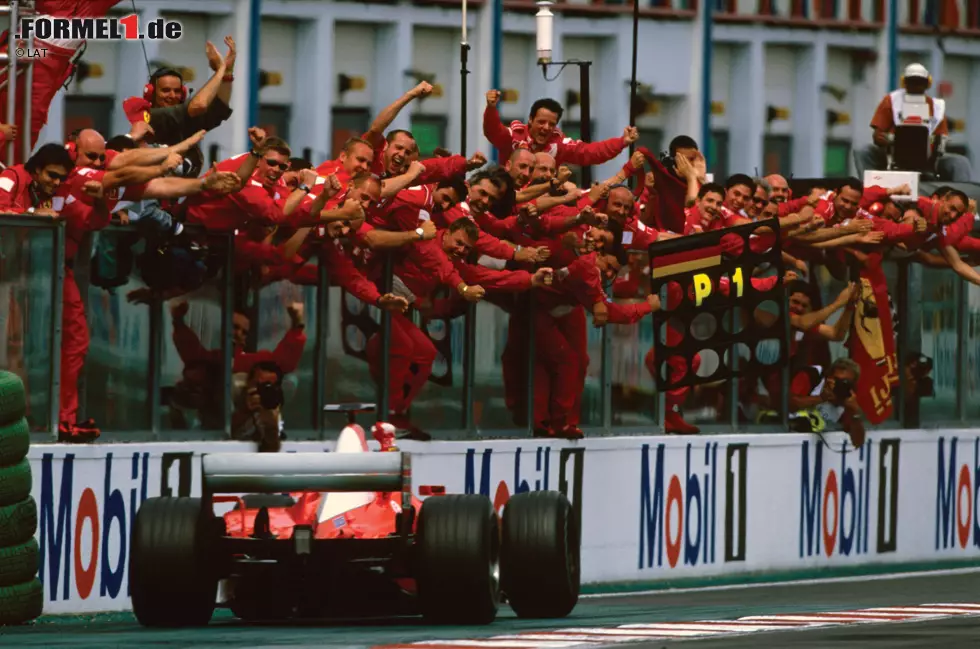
[
  {"xmin": 187, "ymin": 43, "xmax": 229, "ymax": 118},
  {"xmin": 364, "ymin": 82, "xmax": 433, "ymax": 146},
  {"xmin": 108, "ymin": 129, "xmax": 206, "ymax": 170}
]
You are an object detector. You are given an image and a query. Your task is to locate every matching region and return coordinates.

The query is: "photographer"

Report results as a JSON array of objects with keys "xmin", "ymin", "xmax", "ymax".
[
  {"xmin": 232, "ymin": 361, "xmax": 285, "ymax": 452},
  {"xmin": 788, "ymin": 358, "xmax": 866, "ymax": 448}
]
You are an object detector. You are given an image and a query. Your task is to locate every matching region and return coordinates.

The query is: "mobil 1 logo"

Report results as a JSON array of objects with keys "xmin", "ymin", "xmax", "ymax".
[{"xmin": 638, "ymin": 442, "xmax": 748, "ymax": 569}]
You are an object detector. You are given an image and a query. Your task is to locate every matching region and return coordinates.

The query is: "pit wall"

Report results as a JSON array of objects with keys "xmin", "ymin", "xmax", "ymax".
[{"xmin": 28, "ymin": 429, "xmax": 980, "ymax": 615}]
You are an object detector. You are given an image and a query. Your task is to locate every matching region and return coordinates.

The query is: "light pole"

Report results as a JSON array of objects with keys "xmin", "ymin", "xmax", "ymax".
[{"xmin": 535, "ymin": 0, "xmax": 593, "ymax": 186}]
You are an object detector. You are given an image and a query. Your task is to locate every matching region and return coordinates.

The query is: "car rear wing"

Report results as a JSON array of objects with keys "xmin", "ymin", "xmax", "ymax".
[{"xmin": 202, "ymin": 451, "xmax": 409, "ymax": 493}]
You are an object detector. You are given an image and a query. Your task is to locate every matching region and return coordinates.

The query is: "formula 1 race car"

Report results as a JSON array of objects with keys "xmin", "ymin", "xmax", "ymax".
[{"xmin": 128, "ymin": 404, "xmax": 580, "ymax": 627}]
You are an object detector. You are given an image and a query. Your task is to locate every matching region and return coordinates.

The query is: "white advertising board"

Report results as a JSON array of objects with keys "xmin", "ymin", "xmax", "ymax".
[{"xmin": 28, "ymin": 429, "xmax": 980, "ymax": 614}]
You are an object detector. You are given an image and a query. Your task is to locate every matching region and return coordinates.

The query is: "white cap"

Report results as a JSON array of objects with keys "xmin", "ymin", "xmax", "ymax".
[{"xmin": 904, "ymin": 63, "xmax": 929, "ymax": 79}]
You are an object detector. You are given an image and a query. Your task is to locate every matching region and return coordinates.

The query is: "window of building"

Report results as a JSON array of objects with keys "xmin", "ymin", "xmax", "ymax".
[
  {"xmin": 258, "ymin": 105, "xmax": 291, "ymax": 143},
  {"xmin": 824, "ymin": 140, "xmax": 851, "ymax": 176},
  {"xmin": 410, "ymin": 115, "xmax": 447, "ymax": 158},
  {"xmin": 636, "ymin": 129, "xmax": 663, "ymax": 157},
  {"xmin": 331, "ymin": 108, "xmax": 370, "ymax": 159},
  {"xmin": 65, "ymin": 96, "xmax": 114, "ymax": 137},
  {"xmin": 555, "ymin": 121, "xmax": 597, "ymax": 185},
  {"xmin": 709, "ymin": 130, "xmax": 729, "ymax": 180},
  {"xmin": 763, "ymin": 135, "xmax": 793, "ymax": 175}
]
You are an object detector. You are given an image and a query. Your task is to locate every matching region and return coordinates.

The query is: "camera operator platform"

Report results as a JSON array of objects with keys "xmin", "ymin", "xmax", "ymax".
[{"xmin": 855, "ymin": 63, "xmax": 974, "ymax": 184}]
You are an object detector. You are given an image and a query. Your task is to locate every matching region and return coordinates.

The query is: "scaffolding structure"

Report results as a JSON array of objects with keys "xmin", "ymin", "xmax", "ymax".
[{"xmin": 1, "ymin": 0, "xmax": 36, "ymax": 166}]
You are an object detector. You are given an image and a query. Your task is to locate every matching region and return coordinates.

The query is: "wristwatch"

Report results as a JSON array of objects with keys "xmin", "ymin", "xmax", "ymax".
[
  {"xmin": 298, "ymin": 183, "xmax": 311, "ymax": 193},
  {"xmin": 415, "ymin": 226, "xmax": 425, "ymax": 240},
  {"xmin": 249, "ymin": 149, "xmax": 262, "ymax": 158}
]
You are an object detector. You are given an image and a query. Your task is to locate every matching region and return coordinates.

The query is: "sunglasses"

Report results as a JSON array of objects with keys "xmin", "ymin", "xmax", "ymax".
[
  {"xmin": 48, "ymin": 171, "xmax": 69, "ymax": 182},
  {"xmin": 752, "ymin": 196, "xmax": 767, "ymax": 204},
  {"xmin": 264, "ymin": 158, "xmax": 289, "ymax": 171},
  {"xmin": 84, "ymin": 151, "xmax": 106, "ymax": 162}
]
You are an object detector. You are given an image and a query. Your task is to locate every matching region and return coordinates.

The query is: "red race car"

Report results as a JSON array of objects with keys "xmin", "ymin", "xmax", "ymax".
[{"xmin": 129, "ymin": 404, "xmax": 580, "ymax": 626}]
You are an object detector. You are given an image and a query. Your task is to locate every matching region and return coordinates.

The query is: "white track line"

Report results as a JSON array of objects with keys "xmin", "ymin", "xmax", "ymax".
[
  {"xmin": 580, "ymin": 566, "xmax": 980, "ymax": 600},
  {"xmin": 381, "ymin": 601, "xmax": 980, "ymax": 649}
]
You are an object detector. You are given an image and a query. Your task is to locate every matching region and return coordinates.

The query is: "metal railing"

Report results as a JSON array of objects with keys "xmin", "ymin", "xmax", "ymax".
[
  {"xmin": 2, "ymin": 0, "xmax": 37, "ymax": 165},
  {"xmin": 1, "ymin": 212, "xmax": 973, "ymax": 442}
]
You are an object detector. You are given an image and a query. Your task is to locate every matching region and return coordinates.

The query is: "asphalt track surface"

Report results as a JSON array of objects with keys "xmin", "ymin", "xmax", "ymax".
[{"xmin": 1, "ymin": 569, "xmax": 978, "ymax": 648}]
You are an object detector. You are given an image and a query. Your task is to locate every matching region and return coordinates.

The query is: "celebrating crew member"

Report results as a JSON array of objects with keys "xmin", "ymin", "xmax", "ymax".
[
  {"xmin": 122, "ymin": 38, "xmax": 237, "ymax": 177},
  {"xmin": 483, "ymin": 91, "xmax": 639, "ymax": 167}
]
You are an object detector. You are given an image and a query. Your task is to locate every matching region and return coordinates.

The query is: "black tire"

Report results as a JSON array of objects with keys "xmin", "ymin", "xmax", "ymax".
[
  {"xmin": 236, "ymin": 493, "xmax": 296, "ymax": 510},
  {"xmin": 0, "ymin": 579, "xmax": 42, "ymax": 625},
  {"xmin": 0, "ymin": 497, "xmax": 37, "ymax": 547},
  {"xmin": 0, "ymin": 459, "xmax": 31, "ymax": 508},
  {"xmin": 130, "ymin": 497, "xmax": 219, "ymax": 627},
  {"xmin": 501, "ymin": 491, "xmax": 580, "ymax": 619},
  {"xmin": 0, "ymin": 418, "xmax": 30, "ymax": 467},
  {"xmin": 415, "ymin": 494, "xmax": 500, "ymax": 625},
  {"xmin": 0, "ymin": 539, "xmax": 39, "ymax": 588},
  {"xmin": 0, "ymin": 372, "xmax": 26, "ymax": 428}
]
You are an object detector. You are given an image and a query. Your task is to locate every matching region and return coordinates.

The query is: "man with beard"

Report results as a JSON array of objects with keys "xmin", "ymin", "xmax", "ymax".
[{"xmin": 765, "ymin": 174, "xmax": 792, "ymax": 204}]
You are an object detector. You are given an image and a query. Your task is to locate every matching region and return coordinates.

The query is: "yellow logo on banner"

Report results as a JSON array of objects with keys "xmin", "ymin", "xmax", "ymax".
[{"xmin": 143, "ymin": 111, "xmax": 151, "ymax": 123}]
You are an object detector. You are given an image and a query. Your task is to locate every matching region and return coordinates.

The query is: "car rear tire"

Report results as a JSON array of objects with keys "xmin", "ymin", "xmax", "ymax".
[
  {"xmin": 501, "ymin": 490, "xmax": 580, "ymax": 618},
  {"xmin": 130, "ymin": 497, "xmax": 219, "ymax": 627},
  {"xmin": 416, "ymin": 494, "xmax": 500, "ymax": 625}
]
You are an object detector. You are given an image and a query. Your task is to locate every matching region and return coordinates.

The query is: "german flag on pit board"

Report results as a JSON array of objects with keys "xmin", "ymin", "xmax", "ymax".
[{"xmin": 651, "ymin": 243, "xmax": 723, "ymax": 279}]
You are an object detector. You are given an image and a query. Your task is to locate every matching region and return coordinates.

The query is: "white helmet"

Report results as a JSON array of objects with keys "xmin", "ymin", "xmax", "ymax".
[{"xmin": 903, "ymin": 63, "xmax": 930, "ymax": 80}]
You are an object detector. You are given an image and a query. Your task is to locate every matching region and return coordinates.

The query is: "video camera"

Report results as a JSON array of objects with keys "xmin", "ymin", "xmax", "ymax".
[
  {"xmin": 832, "ymin": 377, "xmax": 854, "ymax": 402},
  {"xmin": 256, "ymin": 380, "xmax": 284, "ymax": 410}
]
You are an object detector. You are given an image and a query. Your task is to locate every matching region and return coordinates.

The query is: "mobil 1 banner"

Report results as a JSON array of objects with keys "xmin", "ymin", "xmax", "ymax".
[{"xmin": 622, "ymin": 433, "xmax": 905, "ymax": 582}]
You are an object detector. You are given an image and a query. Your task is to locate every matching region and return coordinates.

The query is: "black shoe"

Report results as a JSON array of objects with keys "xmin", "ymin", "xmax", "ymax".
[{"xmin": 397, "ymin": 427, "xmax": 432, "ymax": 441}]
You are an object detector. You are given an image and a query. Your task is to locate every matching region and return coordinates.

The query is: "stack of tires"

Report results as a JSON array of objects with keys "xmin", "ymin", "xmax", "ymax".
[{"xmin": 0, "ymin": 371, "xmax": 42, "ymax": 625}]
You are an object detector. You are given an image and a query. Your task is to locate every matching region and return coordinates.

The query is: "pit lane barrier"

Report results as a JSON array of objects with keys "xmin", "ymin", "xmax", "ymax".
[{"xmin": 25, "ymin": 428, "xmax": 980, "ymax": 615}]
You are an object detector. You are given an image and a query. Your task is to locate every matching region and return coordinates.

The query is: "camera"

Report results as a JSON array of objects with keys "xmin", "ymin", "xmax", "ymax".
[
  {"xmin": 256, "ymin": 381, "xmax": 283, "ymax": 410},
  {"xmin": 832, "ymin": 378, "xmax": 854, "ymax": 402}
]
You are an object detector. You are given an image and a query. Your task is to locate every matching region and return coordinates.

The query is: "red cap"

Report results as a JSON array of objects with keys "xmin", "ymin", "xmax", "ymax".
[{"xmin": 122, "ymin": 97, "xmax": 152, "ymax": 125}]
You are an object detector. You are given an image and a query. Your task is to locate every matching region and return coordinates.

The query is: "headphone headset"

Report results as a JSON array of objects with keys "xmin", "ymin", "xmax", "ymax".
[
  {"xmin": 143, "ymin": 68, "xmax": 188, "ymax": 103},
  {"xmin": 900, "ymin": 73, "xmax": 932, "ymax": 91},
  {"xmin": 64, "ymin": 127, "xmax": 82, "ymax": 161}
]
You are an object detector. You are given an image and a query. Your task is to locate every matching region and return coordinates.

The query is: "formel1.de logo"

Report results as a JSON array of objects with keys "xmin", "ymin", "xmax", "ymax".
[{"xmin": 18, "ymin": 14, "xmax": 182, "ymax": 42}]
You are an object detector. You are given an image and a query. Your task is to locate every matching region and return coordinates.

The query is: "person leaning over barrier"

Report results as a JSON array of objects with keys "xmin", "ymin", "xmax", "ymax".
[{"xmin": 787, "ymin": 358, "xmax": 866, "ymax": 448}]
